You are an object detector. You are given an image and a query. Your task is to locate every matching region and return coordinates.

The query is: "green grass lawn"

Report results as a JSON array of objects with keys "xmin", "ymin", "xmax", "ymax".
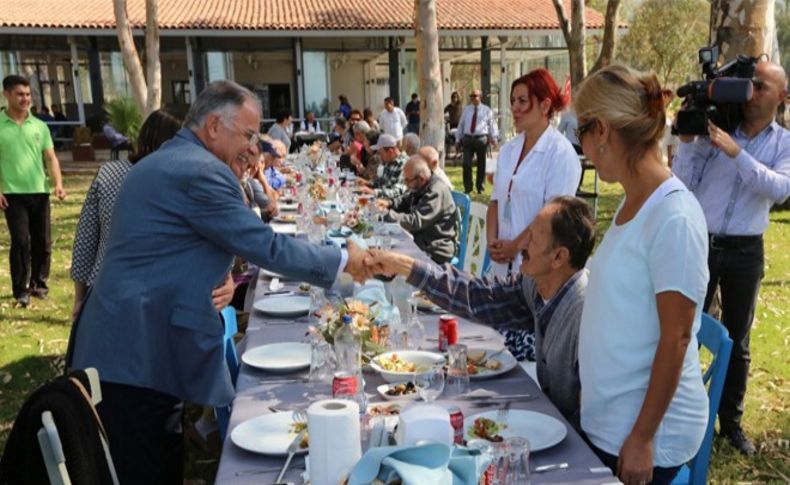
[{"xmin": 0, "ymin": 168, "xmax": 787, "ymax": 482}]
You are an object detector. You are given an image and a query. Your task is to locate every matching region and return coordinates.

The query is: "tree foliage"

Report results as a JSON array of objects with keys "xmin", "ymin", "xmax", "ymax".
[
  {"xmin": 617, "ymin": 0, "xmax": 710, "ymax": 89},
  {"xmin": 777, "ymin": 1, "xmax": 790, "ymax": 71}
]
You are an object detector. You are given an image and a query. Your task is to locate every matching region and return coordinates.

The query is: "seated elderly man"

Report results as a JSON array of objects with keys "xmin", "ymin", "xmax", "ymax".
[
  {"xmin": 263, "ymin": 139, "xmax": 288, "ymax": 190},
  {"xmin": 402, "ymin": 132, "xmax": 421, "ymax": 156},
  {"xmin": 357, "ymin": 134, "xmax": 407, "ymax": 199},
  {"xmin": 375, "ymin": 156, "xmax": 458, "ymax": 264},
  {"xmin": 243, "ymin": 140, "xmax": 280, "ymax": 220},
  {"xmin": 418, "ymin": 145, "xmax": 453, "ymax": 189},
  {"xmin": 369, "ymin": 196, "xmax": 595, "ymax": 427}
]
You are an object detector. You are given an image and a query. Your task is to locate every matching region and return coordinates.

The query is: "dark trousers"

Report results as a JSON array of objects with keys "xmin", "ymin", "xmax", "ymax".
[
  {"xmin": 704, "ymin": 235, "xmax": 764, "ymax": 433},
  {"xmin": 3, "ymin": 193, "xmax": 51, "ymax": 299},
  {"xmin": 590, "ymin": 444, "xmax": 681, "ymax": 485},
  {"xmin": 462, "ymin": 135, "xmax": 488, "ymax": 193},
  {"xmin": 97, "ymin": 382, "xmax": 185, "ymax": 484}
]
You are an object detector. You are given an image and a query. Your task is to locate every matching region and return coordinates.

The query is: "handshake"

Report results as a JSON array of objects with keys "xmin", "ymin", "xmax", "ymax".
[{"xmin": 343, "ymin": 240, "xmax": 417, "ymax": 283}]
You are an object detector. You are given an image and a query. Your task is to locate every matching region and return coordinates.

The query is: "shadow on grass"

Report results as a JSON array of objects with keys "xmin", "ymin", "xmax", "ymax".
[{"xmin": 0, "ymin": 354, "xmax": 66, "ymax": 451}]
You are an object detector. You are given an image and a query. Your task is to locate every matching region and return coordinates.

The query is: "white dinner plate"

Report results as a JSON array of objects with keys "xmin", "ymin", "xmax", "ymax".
[
  {"xmin": 363, "ymin": 238, "xmax": 398, "ymax": 249},
  {"xmin": 464, "ymin": 410, "xmax": 567, "ymax": 451},
  {"xmin": 271, "ymin": 222, "xmax": 298, "ymax": 235},
  {"xmin": 466, "ymin": 348, "xmax": 518, "ymax": 380},
  {"xmin": 279, "ymin": 202, "xmax": 299, "ymax": 211},
  {"xmin": 231, "ymin": 412, "xmax": 308, "ymax": 456},
  {"xmin": 241, "ymin": 342, "xmax": 311, "ymax": 373},
  {"xmin": 253, "ymin": 295, "xmax": 310, "ymax": 317}
]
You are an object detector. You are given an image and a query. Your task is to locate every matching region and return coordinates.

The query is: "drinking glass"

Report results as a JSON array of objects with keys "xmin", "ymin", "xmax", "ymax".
[
  {"xmin": 445, "ymin": 344, "xmax": 470, "ymax": 396},
  {"xmin": 489, "ymin": 441, "xmax": 511, "ymax": 485},
  {"xmin": 504, "ymin": 437, "xmax": 530, "ymax": 485},
  {"xmin": 309, "ymin": 338, "xmax": 336, "ymax": 383},
  {"xmin": 414, "ymin": 364, "xmax": 445, "ymax": 402}
]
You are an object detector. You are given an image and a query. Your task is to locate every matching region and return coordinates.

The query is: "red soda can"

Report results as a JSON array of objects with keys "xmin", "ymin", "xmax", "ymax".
[
  {"xmin": 295, "ymin": 171, "xmax": 303, "ymax": 184},
  {"xmin": 446, "ymin": 405, "xmax": 465, "ymax": 444},
  {"xmin": 438, "ymin": 315, "xmax": 459, "ymax": 351},
  {"xmin": 332, "ymin": 371, "xmax": 358, "ymax": 397}
]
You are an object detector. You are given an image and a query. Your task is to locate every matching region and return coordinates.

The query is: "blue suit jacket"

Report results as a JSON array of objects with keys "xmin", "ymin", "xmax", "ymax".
[{"xmin": 70, "ymin": 128, "xmax": 342, "ymax": 406}]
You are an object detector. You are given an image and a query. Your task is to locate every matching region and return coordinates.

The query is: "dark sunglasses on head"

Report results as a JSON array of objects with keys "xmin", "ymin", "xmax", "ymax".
[
  {"xmin": 575, "ymin": 119, "xmax": 597, "ymax": 141},
  {"xmin": 752, "ymin": 78, "xmax": 767, "ymax": 91}
]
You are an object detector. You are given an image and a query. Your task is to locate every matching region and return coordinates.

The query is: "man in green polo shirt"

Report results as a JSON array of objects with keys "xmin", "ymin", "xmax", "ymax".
[{"xmin": 1, "ymin": 75, "xmax": 67, "ymax": 308}]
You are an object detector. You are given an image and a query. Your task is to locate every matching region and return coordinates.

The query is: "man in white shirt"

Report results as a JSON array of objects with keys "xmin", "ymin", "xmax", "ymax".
[
  {"xmin": 455, "ymin": 89, "xmax": 498, "ymax": 194},
  {"xmin": 378, "ymin": 97, "xmax": 408, "ymax": 143},
  {"xmin": 299, "ymin": 111, "xmax": 322, "ymax": 133}
]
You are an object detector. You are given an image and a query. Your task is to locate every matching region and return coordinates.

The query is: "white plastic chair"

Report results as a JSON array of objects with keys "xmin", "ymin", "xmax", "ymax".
[
  {"xmin": 36, "ymin": 368, "xmax": 119, "ymax": 485},
  {"xmin": 463, "ymin": 202, "xmax": 490, "ymax": 277}
]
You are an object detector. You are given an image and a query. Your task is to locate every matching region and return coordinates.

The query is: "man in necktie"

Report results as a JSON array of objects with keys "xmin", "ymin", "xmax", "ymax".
[{"xmin": 456, "ymin": 89, "xmax": 498, "ymax": 194}]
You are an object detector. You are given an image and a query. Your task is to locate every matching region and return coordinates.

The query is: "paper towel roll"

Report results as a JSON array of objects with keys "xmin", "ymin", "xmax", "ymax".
[{"xmin": 308, "ymin": 399, "xmax": 361, "ymax": 485}]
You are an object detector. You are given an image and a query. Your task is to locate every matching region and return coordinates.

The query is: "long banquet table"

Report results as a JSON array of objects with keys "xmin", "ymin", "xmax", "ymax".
[{"xmin": 215, "ymin": 227, "xmax": 618, "ymax": 484}]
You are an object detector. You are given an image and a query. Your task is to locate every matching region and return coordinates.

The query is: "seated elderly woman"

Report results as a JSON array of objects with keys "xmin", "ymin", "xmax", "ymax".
[
  {"xmin": 348, "ymin": 120, "xmax": 372, "ymax": 175},
  {"xmin": 369, "ymin": 196, "xmax": 595, "ymax": 427},
  {"xmin": 575, "ymin": 64, "xmax": 709, "ymax": 485},
  {"xmin": 375, "ymin": 156, "xmax": 457, "ymax": 264}
]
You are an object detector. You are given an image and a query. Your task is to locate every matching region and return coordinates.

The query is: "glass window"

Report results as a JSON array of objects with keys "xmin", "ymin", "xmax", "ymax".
[
  {"xmin": 303, "ymin": 52, "xmax": 329, "ymax": 117},
  {"xmin": 207, "ymin": 52, "xmax": 232, "ymax": 82}
]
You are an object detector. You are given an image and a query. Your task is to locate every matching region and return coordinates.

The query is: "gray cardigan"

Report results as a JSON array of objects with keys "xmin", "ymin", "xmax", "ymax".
[{"xmin": 408, "ymin": 262, "xmax": 588, "ymax": 427}]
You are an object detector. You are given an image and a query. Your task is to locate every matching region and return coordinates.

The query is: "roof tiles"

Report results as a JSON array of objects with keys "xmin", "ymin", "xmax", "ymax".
[{"xmin": 1, "ymin": 0, "xmax": 607, "ymax": 31}]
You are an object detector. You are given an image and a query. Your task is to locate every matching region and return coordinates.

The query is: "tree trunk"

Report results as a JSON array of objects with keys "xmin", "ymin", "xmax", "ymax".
[
  {"xmin": 414, "ymin": 0, "xmax": 445, "ymax": 163},
  {"xmin": 710, "ymin": 0, "xmax": 777, "ymax": 62},
  {"xmin": 144, "ymin": 0, "xmax": 161, "ymax": 116},
  {"xmin": 552, "ymin": 0, "xmax": 587, "ymax": 87},
  {"xmin": 113, "ymin": 0, "xmax": 147, "ymax": 113},
  {"xmin": 589, "ymin": 0, "xmax": 622, "ymax": 75}
]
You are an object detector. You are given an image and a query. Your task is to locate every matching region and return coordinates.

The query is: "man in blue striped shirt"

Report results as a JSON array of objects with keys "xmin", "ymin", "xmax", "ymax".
[
  {"xmin": 368, "ymin": 196, "xmax": 595, "ymax": 427},
  {"xmin": 673, "ymin": 60, "xmax": 790, "ymax": 455}
]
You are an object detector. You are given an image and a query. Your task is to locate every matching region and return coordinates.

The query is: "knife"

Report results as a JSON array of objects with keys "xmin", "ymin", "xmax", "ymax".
[
  {"xmin": 276, "ymin": 429, "xmax": 307, "ymax": 483},
  {"xmin": 263, "ymin": 290, "xmax": 293, "ymax": 296},
  {"xmin": 462, "ymin": 393, "xmax": 534, "ymax": 400}
]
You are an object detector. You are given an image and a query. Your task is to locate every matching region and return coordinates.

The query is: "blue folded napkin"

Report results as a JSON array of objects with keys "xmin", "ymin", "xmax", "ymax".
[
  {"xmin": 354, "ymin": 280, "xmax": 397, "ymax": 323},
  {"xmin": 348, "ymin": 443, "xmax": 491, "ymax": 485}
]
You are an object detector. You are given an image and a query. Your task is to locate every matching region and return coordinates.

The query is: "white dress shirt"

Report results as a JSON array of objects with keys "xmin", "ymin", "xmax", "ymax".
[
  {"xmin": 379, "ymin": 108, "xmax": 408, "ymax": 141},
  {"xmin": 455, "ymin": 103, "xmax": 499, "ymax": 143},
  {"xmin": 489, "ymin": 127, "xmax": 580, "ymax": 277}
]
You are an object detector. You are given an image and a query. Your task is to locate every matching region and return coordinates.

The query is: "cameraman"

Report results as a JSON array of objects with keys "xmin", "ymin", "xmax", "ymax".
[{"xmin": 672, "ymin": 60, "xmax": 790, "ymax": 455}]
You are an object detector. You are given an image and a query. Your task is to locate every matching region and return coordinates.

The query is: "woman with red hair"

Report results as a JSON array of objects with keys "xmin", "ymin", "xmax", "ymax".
[{"xmin": 486, "ymin": 68, "xmax": 582, "ymax": 360}]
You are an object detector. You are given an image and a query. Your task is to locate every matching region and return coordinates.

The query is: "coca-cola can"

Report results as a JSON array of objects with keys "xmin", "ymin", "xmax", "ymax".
[
  {"xmin": 446, "ymin": 405, "xmax": 465, "ymax": 445},
  {"xmin": 332, "ymin": 371, "xmax": 358, "ymax": 397},
  {"xmin": 438, "ymin": 315, "xmax": 459, "ymax": 351}
]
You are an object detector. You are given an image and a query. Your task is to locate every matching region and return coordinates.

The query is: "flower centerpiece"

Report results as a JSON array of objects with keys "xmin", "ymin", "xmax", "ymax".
[
  {"xmin": 309, "ymin": 299, "xmax": 389, "ymax": 360},
  {"xmin": 308, "ymin": 179, "xmax": 327, "ymax": 201},
  {"xmin": 343, "ymin": 209, "xmax": 373, "ymax": 237}
]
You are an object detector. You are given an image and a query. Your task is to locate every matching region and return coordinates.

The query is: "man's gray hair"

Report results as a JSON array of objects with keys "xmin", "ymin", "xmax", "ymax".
[
  {"xmin": 353, "ymin": 120, "xmax": 371, "ymax": 135},
  {"xmin": 402, "ymin": 133, "xmax": 421, "ymax": 156},
  {"xmin": 184, "ymin": 80, "xmax": 261, "ymax": 129},
  {"xmin": 406, "ymin": 155, "xmax": 431, "ymax": 179}
]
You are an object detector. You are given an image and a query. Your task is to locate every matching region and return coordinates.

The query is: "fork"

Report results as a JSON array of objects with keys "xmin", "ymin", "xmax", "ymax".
[
  {"xmin": 292, "ymin": 409, "xmax": 308, "ymax": 425},
  {"xmin": 496, "ymin": 400, "xmax": 512, "ymax": 422}
]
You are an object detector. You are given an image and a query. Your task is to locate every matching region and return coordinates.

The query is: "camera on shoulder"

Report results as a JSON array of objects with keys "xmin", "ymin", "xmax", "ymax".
[{"xmin": 674, "ymin": 46, "xmax": 758, "ymax": 136}]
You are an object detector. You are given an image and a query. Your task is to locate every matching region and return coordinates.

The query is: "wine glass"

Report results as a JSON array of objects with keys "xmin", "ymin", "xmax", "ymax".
[{"xmin": 414, "ymin": 364, "xmax": 445, "ymax": 402}]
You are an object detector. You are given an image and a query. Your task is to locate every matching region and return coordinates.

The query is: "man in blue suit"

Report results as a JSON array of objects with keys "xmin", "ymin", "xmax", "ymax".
[{"xmin": 67, "ymin": 80, "xmax": 372, "ymax": 483}]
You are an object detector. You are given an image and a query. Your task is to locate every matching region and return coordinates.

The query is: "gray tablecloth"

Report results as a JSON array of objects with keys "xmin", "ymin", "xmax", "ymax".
[{"xmin": 215, "ymin": 228, "xmax": 617, "ymax": 484}]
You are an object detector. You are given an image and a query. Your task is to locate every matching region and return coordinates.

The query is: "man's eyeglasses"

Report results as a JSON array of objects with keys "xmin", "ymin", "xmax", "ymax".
[
  {"xmin": 470, "ymin": 94, "xmax": 480, "ymax": 98},
  {"xmin": 226, "ymin": 120, "xmax": 260, "ymax": 147},
  {"xmin": 575, "ymin": 119, "xmax": 597, "ymax": 141}
]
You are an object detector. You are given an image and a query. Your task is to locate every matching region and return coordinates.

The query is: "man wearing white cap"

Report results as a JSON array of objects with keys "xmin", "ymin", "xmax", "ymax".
[{"xmin": 357, "ymin": 134, "xmax": 407, "ymax": 199}]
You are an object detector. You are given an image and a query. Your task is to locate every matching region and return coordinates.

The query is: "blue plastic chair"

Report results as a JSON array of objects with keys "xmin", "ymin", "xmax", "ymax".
[
  {"xmin": 216, "ymin": 306, "xmax": 240, "ymax": 441},
  {"xmin": 450, "ymin": 191, "xmax": 471, "ymax": 269},
  {"xmin": 672, "ymin": 313, "xmax": 733, "ymax": 485}
]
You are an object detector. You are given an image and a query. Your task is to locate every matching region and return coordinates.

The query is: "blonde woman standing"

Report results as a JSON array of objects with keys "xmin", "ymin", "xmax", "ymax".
[{"xmin": 575, "ymin": 65, "xmax": 709, "ymax": 485}]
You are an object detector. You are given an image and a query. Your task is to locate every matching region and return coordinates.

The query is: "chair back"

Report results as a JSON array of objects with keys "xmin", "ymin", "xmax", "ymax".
[
  {"xmin": 216, "ymin": 306, "xmax": 240, "ymax": 441},
  {"xmin": 34, "ymin": 368, "xmax": 119, "ymax": 485},
  {"xmin": 450, "ymin": 191, "xmax": 471, "ymax": 270},
  {"xmin": 463, "ymin": 202, "xmax": 490, "ymax": 277},
  {"xmin": 673, "ymin": 313, "xmax": 733, "ymax": 485}
]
